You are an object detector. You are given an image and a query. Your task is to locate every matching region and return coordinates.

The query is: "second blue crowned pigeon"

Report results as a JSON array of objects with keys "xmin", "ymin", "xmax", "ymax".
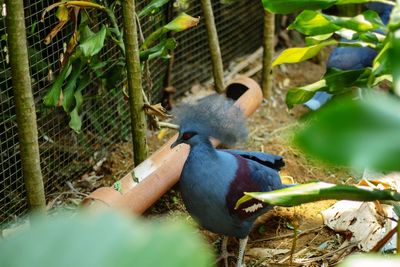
[
  {"xmin": 304, "ymin": 2, "xmax": 393, "ymax": 110},
  {"xmin": 171, "ymin": 94, "xmax": 286, "ymax": 267}
]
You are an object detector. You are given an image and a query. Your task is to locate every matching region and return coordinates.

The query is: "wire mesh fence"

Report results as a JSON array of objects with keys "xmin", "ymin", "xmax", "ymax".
[{"xmin": 0, "ymin": 0, "xmax": 263, "ymax": 224}]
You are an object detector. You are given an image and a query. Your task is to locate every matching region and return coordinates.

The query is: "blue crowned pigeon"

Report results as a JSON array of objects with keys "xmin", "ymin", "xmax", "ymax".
[
  {"xmin": 304, "ymin": 2, "xmax": 393, "ymax": 110},
  {"xmin": 171, "ymin": 94, "xmax": 286, "ymax": 267}
]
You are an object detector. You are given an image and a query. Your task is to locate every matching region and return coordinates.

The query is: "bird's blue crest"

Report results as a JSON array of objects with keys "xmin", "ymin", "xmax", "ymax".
[{"xmin": 172, "ymin": 94, "xmax": 248, "ymax": 145}]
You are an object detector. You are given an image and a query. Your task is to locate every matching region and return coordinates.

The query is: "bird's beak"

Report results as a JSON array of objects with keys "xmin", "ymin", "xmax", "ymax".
[{"xmin": 170, "ymin": 137, "xmax": 181, "ymax": 149}]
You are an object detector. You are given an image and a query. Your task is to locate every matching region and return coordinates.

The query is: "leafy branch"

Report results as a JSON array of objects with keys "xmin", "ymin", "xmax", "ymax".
[
  {"xmin": 42, "ymin": 0, "xmax": 199, "ymax": 133},
  {"xmin": 266, "ymin": 0, "xmax": 396, "ymax": 108}
]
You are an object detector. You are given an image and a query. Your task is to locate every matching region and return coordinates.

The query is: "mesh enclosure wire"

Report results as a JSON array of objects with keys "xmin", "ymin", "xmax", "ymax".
[
  {"xmin": 0, "ymin": 0, "xmax": 263, "ymax": 224},
  {"xmin": 173, "ymin": 1, "xmax": 263, "ymax": 96}
]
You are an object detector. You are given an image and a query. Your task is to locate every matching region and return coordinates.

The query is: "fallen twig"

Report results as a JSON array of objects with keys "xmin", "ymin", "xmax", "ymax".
[
  {"xmin": 225, "ymin": 47, "xmax": 263, "ymax": 82},
  {"xmin": 293, "ymin": 243, "xmax": 357, "ymax": 265},
  {"xmin": 158, "ymin": 122, "xmax": 179, "ymax": 130},
  {"xmin": 251, "ymin": 226, "xmax": 324, "ymax": 243},
  {"xmin": 370, "ymin": 226, "xmax": 398, "ymax": 252}
]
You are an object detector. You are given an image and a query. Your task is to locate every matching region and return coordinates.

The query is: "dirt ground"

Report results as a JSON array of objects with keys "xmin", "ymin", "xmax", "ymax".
[{"xmin": 46, "ymin": 54, "xmax": 361, "ymax": 266}]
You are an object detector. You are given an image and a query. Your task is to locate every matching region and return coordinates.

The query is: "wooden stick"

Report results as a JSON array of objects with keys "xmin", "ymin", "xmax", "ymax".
[
  {"xmin": 200, "ymin": 0, "xmax": 225, "ymax": 93},
  {"xmin": 6, "ymin": 0, "xmax": 46, "ymax": 213},
  {"xmin": 262, "ymin": 10, "xmax": 275, "ymax": 99},
  {"xmin": 121, "ymin": 0, "xmax": 148, "ymax": 165}
]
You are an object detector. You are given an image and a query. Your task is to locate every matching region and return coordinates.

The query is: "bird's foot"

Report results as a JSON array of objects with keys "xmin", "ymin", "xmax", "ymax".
[{"xmin": 214, "ymin": 252, "xmax": 235, "ymax": 267}]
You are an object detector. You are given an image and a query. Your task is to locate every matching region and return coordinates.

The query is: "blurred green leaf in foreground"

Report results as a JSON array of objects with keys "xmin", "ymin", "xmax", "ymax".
[
  {"xmin": 338, "ymin": 254, "xmax": 400, "ymax": 266},
  {"xmin": 0, "ymin": 211, "xmax": 213, "ymax": 267},
  {"xmin": 294, "ymin": 91, "xmax": 400, "ymax": 172}
]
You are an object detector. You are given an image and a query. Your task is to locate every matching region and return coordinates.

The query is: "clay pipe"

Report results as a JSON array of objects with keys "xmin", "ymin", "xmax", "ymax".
[{"xmin": 82, "ymin": 76, "xmax": 263, "ymax": 214}]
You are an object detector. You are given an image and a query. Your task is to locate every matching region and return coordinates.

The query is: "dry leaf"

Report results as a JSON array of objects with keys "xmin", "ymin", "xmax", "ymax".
[
  {"xmin": 44, "ymin": 20, "xmax": 68, "ymax": 45},
  {"xmin": 143, "ymin": 103, "xmax": 172, "ymax": 119},
  {"xmin": 157, "ymin": 128, "xmax": 169, "ymax": 140},
  {"xmin": 246, "ymin": 248, "xmax": 290, "ymax": 258},
  {"xmin": 321, "ymin": 200, "xmax": 396, "ymax": 251}
]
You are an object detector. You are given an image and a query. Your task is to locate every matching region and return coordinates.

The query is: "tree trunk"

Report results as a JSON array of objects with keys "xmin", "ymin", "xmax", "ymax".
[
  {"xmin": 122, "ymin": 0, "xmax": 148, "ymax": 165},
  {"xmin": 262, "ymin": 10, "xmax": 275, "ymax": 99},
  {"xmin": 200, "ymin": 0, "xmax": 225, "ymax": 93},
  {"xmin": 5, "ymin": 0, "xmax": 46, "ymax": 212}
]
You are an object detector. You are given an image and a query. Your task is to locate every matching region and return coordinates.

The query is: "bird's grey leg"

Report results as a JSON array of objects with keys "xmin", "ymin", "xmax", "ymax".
[{"xmin": 236, "ymin": 236, "xmax": 249, "ymax": 267}]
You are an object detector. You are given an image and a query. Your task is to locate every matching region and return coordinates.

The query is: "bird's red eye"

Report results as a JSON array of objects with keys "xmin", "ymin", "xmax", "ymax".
[{"xmin": 182, "ymin": 132, "xmax": 193, "ymax": 140}]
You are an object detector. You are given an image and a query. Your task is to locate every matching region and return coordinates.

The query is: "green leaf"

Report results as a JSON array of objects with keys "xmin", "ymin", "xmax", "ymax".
[
  {"xmin": 140, "ymin": 38, "xmax": 177, "ymax": 61},
  {"xmin": 388, "ymin": 3, "xmax": 400, "ymax": 31},
  {"xmin": 62, "ymin": 61, "xmax": 84, "ymax": 113},
  {"xmin": 272, "ymin": 40, "xmax": 337, "ymax": 67},
  {"xmin": 236, "ymin": 182, "xmax": 400, "ymax": 208},
  {"xmin": 305, "ymin": 33, "xmax": 333, "ymax": 45},
  {"xmin": 138, "ymin": 0, "xmax": 170, "ymax": 18},
  {"xmin": 77, "ymin": 25, "xmax": 106, "ymax": 58},
  {"xmin": 335, "ymin": 29, "xmax": 385, "ymax": 44},
  {"xmin": 79, "ymin": 25, "xmax": 95, "ymax": 42},
  {"xmin": 69, "ymin": 109, "xmax": 82, "ymax": 133},
  {"xmin": 338, "ymin": 255, "xmax": 400, "ymax": 267},
  {"xmin": 372, "ymin": 74, "xmax": 392, "ymax": 85},
  {"xmin": 390, "ymin": 19, "xmax": 400, "ymax": 95},
  {"xmin": 338, "ymin": 40, "xmax": 376, "ymax": 49},
  {"xmin": 43, "ymin": 62, "xmax": 71, "ymax": 107},
  {"xmin": 286, "ymin": 80, "xmax": 327, "ymax": 109},
  {"xmin": 55, "ymin": 6, "xmax": 69, "ymax": 21},
  {"xmin": 372, "ymin": 38, "xmax": 391, "ymax": 77},
  {"xmin": 324, "ymin": 67, "xmax": 369, "ymax": 91},
  {"xmin": 141, "ymin": 28, "xmax": 169, "ymax": 50},
  {"xmin": 289, "ymin": 10, "xmax": 383, "ymax": 36},
  {"xmin": 285, "ymin": 68, "xmax": 369, "ymax": 108},
  {"xmin": 294, "ymin": 92, "xmax": 400, "ymax": 172},
  {"xmin": 262, "ymin": 0, "xmax": 394, "ymax": 14},
  {"xmin": 68, "ymin": 73, "xmax": 91, "ymax": 133},
  {"xmin": 0, "ymin": 212, "xmax": 214, "ymax": 267},
  {"xmin": 336, "ymin": 0, "xmax": 389, "ymax": 4},
  {"xmin": 89, "ymin": 60, "xmax": 109, "ymax": 71},
  {"xmin": 262, "ymin": 0, "xmax": 337, "ymax": 14},
  {"xmin": 164, "ymin": 12, "xmax": 200, "ymax": 32},
  {"xmin": 141, "ymin": 13, "xmax": 198, "ymax": 50},
  {"xmin": 289, "ymin": 10, "xmax": 340, "ymax": 35},
  {"xmin": 325, "ymin": 10, "xmax": 383, "ymax": 32}
]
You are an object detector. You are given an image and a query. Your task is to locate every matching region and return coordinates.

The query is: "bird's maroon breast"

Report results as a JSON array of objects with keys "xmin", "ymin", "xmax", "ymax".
[{"xmin": 225, "ymin": 155, "xmax": 265, "ymax": 220}]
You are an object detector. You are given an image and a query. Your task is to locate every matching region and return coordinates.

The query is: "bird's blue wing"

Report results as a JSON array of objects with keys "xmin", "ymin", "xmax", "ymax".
[{"xmin": 221, "ymin": 149, "xmax": 285, "ymax": 171}]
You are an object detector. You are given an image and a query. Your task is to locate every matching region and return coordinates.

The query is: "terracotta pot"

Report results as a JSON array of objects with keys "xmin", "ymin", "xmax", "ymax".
[{"xmin": 82, "ymin": 76, "xmax": 263, "ymax": 214}]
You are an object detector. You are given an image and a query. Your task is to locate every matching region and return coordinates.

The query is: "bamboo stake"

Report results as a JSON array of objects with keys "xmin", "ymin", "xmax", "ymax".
[
  {"xmin": 5, "ymin": 0, "xmax": 46, "ymax": 212},
  {"xmin": 200, "ymin": 0, "xmax": 225, "ymax": 93},
  {"xmin": 262, "ymin": 10, "xmax": 275, "ymax": 99},
  {"xmin": 121, "ymin": 0, "xmax": 148, "ymax": 165}
]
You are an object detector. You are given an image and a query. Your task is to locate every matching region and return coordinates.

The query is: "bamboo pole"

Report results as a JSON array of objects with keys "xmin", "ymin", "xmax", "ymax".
[
  {"xmin": 5, "ymin": 0, "xmax": 46, "ymax": 212},
  {"xmin": 121, "ymin": 0, "xmax": 148, "ymax": 165},
  {"xmin": 200, "ymin": 0, "xmax": 225, "ymax": 93},
  {"xmin": 262, "ymin": 10, "xmax": 275, "ymax": 99}
]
